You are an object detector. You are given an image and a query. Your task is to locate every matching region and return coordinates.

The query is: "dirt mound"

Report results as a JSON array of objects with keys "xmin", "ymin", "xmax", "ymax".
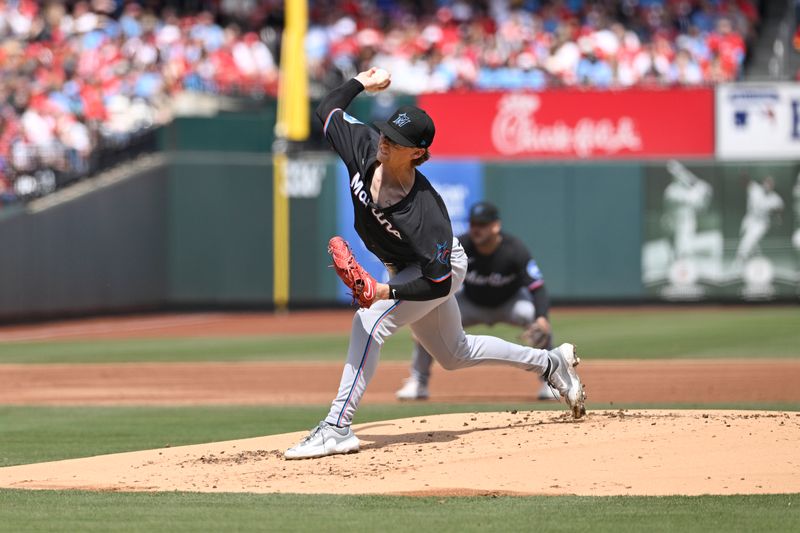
[{"xmin": 1, "ymin": 410, "xmax": 798, "ymax": 496}]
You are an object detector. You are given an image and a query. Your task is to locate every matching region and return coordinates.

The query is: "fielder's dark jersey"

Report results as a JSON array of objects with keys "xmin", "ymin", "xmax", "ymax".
[
  {"xmin": 459, "ymin": 232, "xmax": 545, "ymax": 308},
  {"xmin": 317, "ymin": 79, "xmax": 454, "ymax": 289}
]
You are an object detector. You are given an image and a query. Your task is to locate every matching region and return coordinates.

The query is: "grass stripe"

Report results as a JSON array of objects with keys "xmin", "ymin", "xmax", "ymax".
[
  {"xmin": 0, "ymin": 307, "xmax": 798, "ymax": 364},
  {"xmin": 0, "ymin": 491, "xmax": 797, "ymax": 533}
]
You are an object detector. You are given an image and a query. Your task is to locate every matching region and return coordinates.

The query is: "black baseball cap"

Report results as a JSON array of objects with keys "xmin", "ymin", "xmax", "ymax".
[
  {"xmin": 469, "ymin": 201, "xmax": 500, "ymax": 224},
  {"xmin": 374, "ymin": 105, "xmax": 435, "ymax": 148}
]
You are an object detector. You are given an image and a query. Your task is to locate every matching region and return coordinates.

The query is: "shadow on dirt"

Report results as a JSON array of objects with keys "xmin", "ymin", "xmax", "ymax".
[{"xmin": 357, "ymin": 414, "xmax": 583, "ymax": 450}]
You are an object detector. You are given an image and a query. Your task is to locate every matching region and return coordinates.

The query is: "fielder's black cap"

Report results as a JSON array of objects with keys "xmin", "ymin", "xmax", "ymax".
[
  {"xmin": 374, "ymin": 105, "xmax": 435, "ymax": 149},
  {"xmin": 469, "ymin": 201, "xmax": 500, "ymax": 224}
]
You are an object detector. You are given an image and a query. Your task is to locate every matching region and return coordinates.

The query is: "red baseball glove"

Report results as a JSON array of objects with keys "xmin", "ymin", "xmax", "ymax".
[{"xmin": 328, "ymin": 236, "xmax": 378, "ymax": 308}]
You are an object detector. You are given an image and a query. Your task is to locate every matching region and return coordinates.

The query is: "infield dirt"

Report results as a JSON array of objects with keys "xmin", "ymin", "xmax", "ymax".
[
  {"xmin": 1, "ymin": 410, "xmax": 798, "ymax": 496},
  {"xmin": 2, "ymin": 360, "xmax": 800, "ymax": 405}
]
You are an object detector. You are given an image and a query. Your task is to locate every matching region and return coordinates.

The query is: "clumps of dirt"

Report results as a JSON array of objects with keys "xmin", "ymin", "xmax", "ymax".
[
  {"xmin": 493, "ymin": 409, "xmax": 580, "ymax": 425},
  {"xmin": 595, "ymin": 409, "xmax": 680, "ymax": 420},
  {"xmin": 191, "ymin": 449, "xmax": 283, "ymax": 465}
]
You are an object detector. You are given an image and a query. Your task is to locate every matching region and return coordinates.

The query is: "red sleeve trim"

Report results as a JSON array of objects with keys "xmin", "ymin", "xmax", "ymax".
[
  {"xmin": 428, "ymin": 271, "xmax": 453, "ymax": 283},
  {"xmin": 323, "ymin": 108, "xmax": 342, "ymax": 135}
]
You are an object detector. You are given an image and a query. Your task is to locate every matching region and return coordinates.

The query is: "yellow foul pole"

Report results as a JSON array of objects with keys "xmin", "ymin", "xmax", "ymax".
[{"xmin": 274, "ymin": 0, "xmax": 309, "ymax": 309}]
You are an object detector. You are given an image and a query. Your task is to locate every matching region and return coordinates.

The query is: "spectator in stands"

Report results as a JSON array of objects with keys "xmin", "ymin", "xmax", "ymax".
[{"xmin": 669, "ymin": 48, "xmax": 703, "ymax": 84}]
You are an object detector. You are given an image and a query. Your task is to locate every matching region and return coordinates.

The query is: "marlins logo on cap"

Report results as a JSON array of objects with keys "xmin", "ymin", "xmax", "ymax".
[
  {"xmin": 392, "ymin": 113, "xmax": 412, "ymax": 127},
  {"xmin": 374, "ymin": 105, "xmax": 435, "ymax": 148}
]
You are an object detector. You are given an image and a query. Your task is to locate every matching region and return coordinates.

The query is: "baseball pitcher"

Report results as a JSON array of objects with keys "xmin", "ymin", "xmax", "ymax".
[{"xmin": 284, "ymin": 68, "xmax": 586, "ymax": 460}]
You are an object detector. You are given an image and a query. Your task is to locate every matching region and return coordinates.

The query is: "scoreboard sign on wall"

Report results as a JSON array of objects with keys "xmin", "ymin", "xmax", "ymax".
[
  {"xmin": 716, "ymin": 83, "xmax": 800, "ymax": 160},
  {"xmin": 418, "ymin": 88, "xmax": 714, "ymax": 159}
]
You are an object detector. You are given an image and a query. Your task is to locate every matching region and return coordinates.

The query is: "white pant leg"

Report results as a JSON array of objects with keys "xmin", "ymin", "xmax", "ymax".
[
  {"xmin": 325, "ymin": 239, "xmax": 463, "ymax": 427},
  {"xmin": 325, "ymin": 299, "xmax": 417, "ymax": 426},
  {"xmin": 409, "ymin": 293, "xmax": 551, "ymax": 374},
  {"xmin": 410, "ymin": 342, "xmax": 435, "ymax": 385},
  {"xmin": 409, "ymin": 246, "xmax": 551, "ymax": 375},
  {"xmin": 327, "ymin": 239, "xmax": 552, "ymax": 426},
  {"xmin": 501, "ymin": 287, "xmax": 536, "ymax": 327},
  {"xmin": 411, "ymin": 285, "xmax": 542, "ymax": 383},
  {"xmin": 410, "ymin": 290, "xmax": 484, "ymax": 385}
]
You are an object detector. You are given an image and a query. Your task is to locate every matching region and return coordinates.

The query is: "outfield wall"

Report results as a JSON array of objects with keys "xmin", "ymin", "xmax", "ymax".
[
  {"xmin": 0, "ymin": 153, "xmax": 797, "ymax": 320},
  {"xmin": 0, "ymin": 165, "xmax": 169, "ymax": 319}
]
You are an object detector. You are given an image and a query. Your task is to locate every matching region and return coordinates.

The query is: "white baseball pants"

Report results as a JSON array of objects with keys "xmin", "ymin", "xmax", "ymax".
[
  {"xmin": 410, "ymin": 287, "xmax": 544, "ymax": 386},
  {"xmin": 325, "ymin": 238, "xmax": 551, "ymax": 427}
]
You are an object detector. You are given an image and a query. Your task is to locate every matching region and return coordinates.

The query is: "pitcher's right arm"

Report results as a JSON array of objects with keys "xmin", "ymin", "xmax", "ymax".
[{"xmin": 315, "ymin": 68, "xmax": 391, "ymax": 166}]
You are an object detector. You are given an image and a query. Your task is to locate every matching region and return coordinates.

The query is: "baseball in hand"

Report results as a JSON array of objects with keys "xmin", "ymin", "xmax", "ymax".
[
  {"xmin": 367, "ymin": 68, "xmax": 391, "ymax": 92},
  {"xmin": 373, "ymin": 68, "xmax": 390, "ymax": 84}
]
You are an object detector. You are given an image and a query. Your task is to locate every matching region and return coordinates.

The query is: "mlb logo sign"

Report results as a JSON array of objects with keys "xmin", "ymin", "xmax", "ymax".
[{"xmin": 716, "ymin": 83, "xmax": 800, "ymax": 160}]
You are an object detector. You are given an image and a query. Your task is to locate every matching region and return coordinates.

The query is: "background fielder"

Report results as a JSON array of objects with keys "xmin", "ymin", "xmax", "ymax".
[{"xmin": 396, "ymin": 201, "xmax": 559, "ymax": 401}]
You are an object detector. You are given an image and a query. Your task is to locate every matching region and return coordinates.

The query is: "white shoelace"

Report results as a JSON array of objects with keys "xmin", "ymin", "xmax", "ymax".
[{"xmin": 299, "ymin": 423, "xmax": 324, "ymax": 444}]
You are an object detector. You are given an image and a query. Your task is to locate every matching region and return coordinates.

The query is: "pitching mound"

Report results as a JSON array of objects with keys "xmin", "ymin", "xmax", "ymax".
[{"xmin": 1, "ymin": 410, "xmax": 798, "ymax": 496}]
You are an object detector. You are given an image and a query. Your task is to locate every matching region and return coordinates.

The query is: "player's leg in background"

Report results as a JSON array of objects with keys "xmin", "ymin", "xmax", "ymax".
[
  {"xmin": 504, "ymin": 288, "xmax": 538, "ymax": 327},
  {"xmin": 398, "ymin": 292, "xmax": 486, "ymax": 399},
  {"xmin": 507, "ymin": 288, "xmax": 553, "ymax": 346},
  {"xmin": 408, "ymin": 341, "xmax": 434, "ymax": 389},
  {"xmin": 396, "ymin": 341, "xmax": 433, "ymax": 400}
]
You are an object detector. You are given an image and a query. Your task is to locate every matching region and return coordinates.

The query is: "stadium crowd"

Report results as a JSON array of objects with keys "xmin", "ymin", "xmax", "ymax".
[
  {"xmin": 0, "ymin": 0, "xmax": 759, "ymax": 205},
  {"xmin": 311, "ymin": 0, "xmax": 759, "ymax": 93},
  {"xmin": 0, "ymin": 0, "xmax": 281, "ymax": 205}
]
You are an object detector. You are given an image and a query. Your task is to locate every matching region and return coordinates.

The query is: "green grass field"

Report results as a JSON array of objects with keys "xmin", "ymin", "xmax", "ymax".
[
  {"xmin": 1, "ymin": 307, "xmax": 798, "ymax": 532},
  {"xmin": 0, "ymin": 491, "xmax": 797, "ymax": 533},
  {"xmin": 1, "ymin": 307, "xmax": 798, "ymax": 364}
]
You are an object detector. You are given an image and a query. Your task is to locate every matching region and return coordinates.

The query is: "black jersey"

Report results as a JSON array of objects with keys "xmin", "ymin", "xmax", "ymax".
[
  {"xmin": 318, "ymin": 79, "xmax": 453, "ymax": 284},
  {"xmin": 459, "ymin": 232, "xmax": 545, "ymax": 308}
]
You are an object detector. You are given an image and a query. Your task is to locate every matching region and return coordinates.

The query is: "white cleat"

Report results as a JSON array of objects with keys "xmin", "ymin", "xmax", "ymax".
[
  {"xmin": 395, "ymin": 378, "xmax": 429, "ymax": 401},
  {"xmin": 544, "ymin": 343, "xmax": 587, "ymax": 419},
  {"xmin": 284, "ymin": 421, "xmax": 360, "ymax": 460}
]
